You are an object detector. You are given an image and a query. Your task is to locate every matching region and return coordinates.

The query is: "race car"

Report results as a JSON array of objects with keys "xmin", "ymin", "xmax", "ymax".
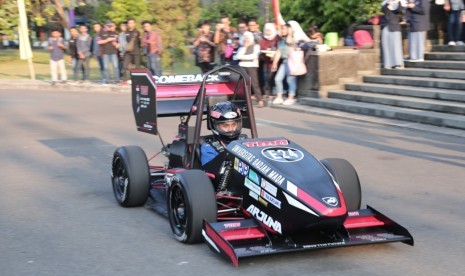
[{"xmin": 111, "ymin": 65, "xmax": 413, "ymax": 266}]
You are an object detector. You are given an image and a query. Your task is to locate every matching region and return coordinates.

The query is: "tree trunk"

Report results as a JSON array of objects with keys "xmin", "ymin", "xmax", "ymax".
[{"xmin": 52, "ymin": 0, "xmax": 69, "ymax": 28}]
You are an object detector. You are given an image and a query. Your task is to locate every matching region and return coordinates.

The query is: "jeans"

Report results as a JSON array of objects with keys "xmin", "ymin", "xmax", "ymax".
[
  {"xmin": 95, "ymin": 56, "xmax": 104, "ymax": 80},
  {"xmin": 123, "ymin": 53, "xmax": 141, "ymax": 81},
  {"xmin": 147, "ymin": 53, "xmax": 162, "ymax": 76},
  {"xmin": 448, "ymin": 10, "xmax": 462, "ymax": 42},
  {"xmin": 103, "ymin": 54, "xmax": 119, "ymax": 83},
  {"xmin": 72, "ymin": 57, "xmax": 80, "ymax": 81},
  {"xmin": 275, "ymin": 59, "xmax": 296, "ymax": 97},
  {"xmin": 77, "ymin": 57, "xmax": 90, "ymax": 81}
]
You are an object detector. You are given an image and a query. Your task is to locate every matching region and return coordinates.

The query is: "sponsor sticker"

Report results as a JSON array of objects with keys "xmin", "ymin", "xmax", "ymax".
[
  {"xmin": 258, "ymin": 197, "xmax": 268, "ymax": 207},
  {"xmin": 224, "ymin": 222, "xmax": 241, "ymax": 228},
  {"xmin": 261, "ymin": 179, "xmax": 278, "ymax": 197},
  {"xmin": 233, "ymin": 158, "xmax": 239, "ymax": 171},
  {"xmin": 287, "ymin": 181, "xmax": 298, "ymax": 196},
  {"xmin": 223, "ymin": 111, "xmax": 238, "ymax": 119},
  {"xmin": 262, "ymin": 147, "xmax": 304, "ymax": 163},
  {"xmin": 246, "ymin": 204, "xmax": 282, "ymax": 234},
  {"xmin": 210, "ymin": 110, "xmax": 221, "ymax": 118},
  {"xmin": 140, "ymin": 85, "xmax": 149, "ymax": 95},
  {"xmin": 245, "ymin": 178, "xmax": 261, "ymax": 195},
  {"xmin": 249, "ymin": 190, "xmax": 259, "ymax": 201},
  {"xmin": 322, "ymin": 197, "xmax": 339, "ymax": 207},
  {"xmin": 248, "ymin": 169, "xmax": 261, "ymax": 184},
  {"xmin": 237, "ymin": 160, "xmax": 249, "ymax": 176},
  {"xmin": 261, "ymin": 190, "xmax": 281, "ymax": 209},
  {"xmin": 243, "ymin": 139, "xmax": 289, "ymax": 148}
]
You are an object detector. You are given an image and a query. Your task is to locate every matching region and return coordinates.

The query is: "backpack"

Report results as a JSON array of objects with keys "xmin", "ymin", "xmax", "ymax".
[{"xmin": 353, "ymin": 30, "xmax": 374, "ymax": 49}]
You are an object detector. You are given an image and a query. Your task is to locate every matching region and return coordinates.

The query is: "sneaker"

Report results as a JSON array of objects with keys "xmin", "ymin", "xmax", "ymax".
[
  {"xmin": 283, "ymin": 99, "xmax": 296, "ymax": 105},
  {"xmin": 272, "ymin": 97, "xmax": 284, "ymax": 105},
  {"xmin": 448, "ymin": 41, "xmax": 456, "ymax": 46},
  {"xmin": 457, "ymin": 41, "xmax": 464, "ymax": 46}
]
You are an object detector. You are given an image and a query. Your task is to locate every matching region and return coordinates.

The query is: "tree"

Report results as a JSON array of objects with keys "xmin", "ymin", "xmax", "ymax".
[
  {"xmin": 107, "ymin": 0, "xmax": 151, "ymax": 25},
  {"xmin": 0, "ymin": 0, "xmax": 19, "ymax": 36},
  {"xmin": 201, "ymin": 0, "xmax": 260, "ymax": 26},
  {"xmin": 147, "ymin": 0, "xmax": 201, "ymax": 69},
  {"xmin": 280, "ymin": 0, "xmax": 382, "ymax": 35}
]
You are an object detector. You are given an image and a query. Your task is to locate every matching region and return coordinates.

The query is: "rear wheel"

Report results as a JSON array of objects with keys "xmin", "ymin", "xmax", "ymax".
[
  {"xmin": 168, "ymin": 170, "xmax": 217, "ymax": 243},
  {"xmin": 321, "ymin": 158, "xmax": 361, "ymax": 211},
  {"xmin": 111, "ymin": 146, "xmax": 150, "ymax": 207}
]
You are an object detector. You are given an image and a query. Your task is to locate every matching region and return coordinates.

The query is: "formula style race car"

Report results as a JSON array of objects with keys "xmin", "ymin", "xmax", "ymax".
[{"xmin": 111, "ymin": 65, "xmax": 413, "ymax": 266}]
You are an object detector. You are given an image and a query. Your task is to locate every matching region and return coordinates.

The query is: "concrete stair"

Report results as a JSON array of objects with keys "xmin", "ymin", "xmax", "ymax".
[{"xmin": 298, "ymin": 45, "xmax": 465, "ymax": 130}]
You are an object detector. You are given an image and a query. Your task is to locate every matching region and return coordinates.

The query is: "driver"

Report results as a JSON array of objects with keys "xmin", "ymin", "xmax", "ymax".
[{"xmin": 200, "ymin": 101, "xmax": 243, "ymax": 166}]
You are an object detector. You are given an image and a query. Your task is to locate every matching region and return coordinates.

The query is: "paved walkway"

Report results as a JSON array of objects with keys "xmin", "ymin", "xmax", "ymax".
[{"xmin": 1, "ymin": 79, "xmax": 464, "ymax": 138}]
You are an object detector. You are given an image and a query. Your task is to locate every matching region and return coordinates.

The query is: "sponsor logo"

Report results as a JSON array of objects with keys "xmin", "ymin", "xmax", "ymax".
[
  {"xmin": 261, "ymin": 179, "xmax": 278, "ymax": 197},
  {"xmin": 223, "ymin": 111, "xmax": 238, "ymax": 119},
  {"xmin": 237, "ymin": 160, "xmax": 249, "ymax": 176},
  {"xmin": 246, "ymin": 204, "xmax": 282, "ymax": 234},
  {"xmin": 210, "ymin": 110, "xmax": 221, "ymax": 118},
  {"xmin": 243, "ymin": 139, "xmax": 289, "ymax": 148},
  {"xmin": 248, "ymin": 169, "xmax": 261, "ymax": 184},
  {"xmin": 322, "ymin": 197, "xmax": 339, "ymax": 207},
  {"xmin": 268, "ymin": 170, "xmax": 285, "ymax": 185},
  {"xmin": 140, "ymin": 85, "xmax": 149, "ymax": 95},
  {"xmin": 348, "ymin": 211, "xmax": 360, "ymax": 216},
  {"xmin": 224, "ymin": 222, "xmax": 241, "ymax": 228},
  {"xmin": 261, "ymin": 190, "xmax": 281, "ymax": 209},
  {"xmin": 258, "ymin": 197, "xmax": 268, "ymax": 207},
  {"xmin": 262, "ymin": 147, "xmax": 304, "ymax": 163},
  {"xmin": 245, "ymin": 178, "xmax": 261, "ymax": 195},
  {"xmin": 249, "ymin": 190, "xmax": 259, "ymax": 200},
  {"xmin": 153, "ymin": 74, "xmax": 221, "ymax": 84}
]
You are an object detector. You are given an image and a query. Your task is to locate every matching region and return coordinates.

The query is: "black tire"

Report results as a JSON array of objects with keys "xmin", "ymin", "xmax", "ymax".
[
  {"xmin": 168, "ymin": 170, "xmax": 217, "ymax": 244},
  {"xmin": 111, "ymin": 146, "xmax": 150, "ymax": 207},
  {"xmin": 321, "ymin": 158, "xmax": 362, "ymax": 211}
]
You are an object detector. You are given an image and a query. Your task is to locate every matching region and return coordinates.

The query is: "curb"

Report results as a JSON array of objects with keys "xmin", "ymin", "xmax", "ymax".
[{"xmin": 0, "ymin": 80, "xmax": 131, "ymax": 93}]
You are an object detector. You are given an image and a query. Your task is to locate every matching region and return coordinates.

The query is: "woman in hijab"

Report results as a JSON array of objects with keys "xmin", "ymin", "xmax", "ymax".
[
  {"xmin": 237, "ymin": 31, "xmax": 265, "ymax": 108},
  {"xmin": 260, "ymin": 23, "xmax": 279, "ymax": 99},
  {"xmin": 381, "ymin": 0, "xmax": 407, "ymax": 69}
]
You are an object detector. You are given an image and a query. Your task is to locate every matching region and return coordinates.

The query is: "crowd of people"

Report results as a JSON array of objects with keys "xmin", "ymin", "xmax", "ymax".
[
  {"xmin": 47, "ymin": 19, "xmax": 163, "ymax": 85},
  {"xmin": 192, "ymin": 16, "xmax": 322, "ymax": 106}
]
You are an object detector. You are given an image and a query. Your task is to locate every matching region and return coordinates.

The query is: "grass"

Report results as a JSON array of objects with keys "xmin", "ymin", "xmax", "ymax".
[{"xmin": 0, "ymin": 48, "xmax": 200, "ymax": 81}]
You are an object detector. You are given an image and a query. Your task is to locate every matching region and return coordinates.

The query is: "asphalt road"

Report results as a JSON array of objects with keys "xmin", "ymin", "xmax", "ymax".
[{"xmin": 1, "ymin": 89, "xmax": 464, "ymax": 276}]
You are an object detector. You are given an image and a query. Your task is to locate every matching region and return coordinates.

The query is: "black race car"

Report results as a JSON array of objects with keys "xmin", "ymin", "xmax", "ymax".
[{"xmin": 111, "ymin": 65, "xmax": 413, "ymax": 266}]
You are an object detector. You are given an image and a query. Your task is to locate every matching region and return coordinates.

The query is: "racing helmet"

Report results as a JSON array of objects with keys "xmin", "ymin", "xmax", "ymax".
[{"xmin": 209, "ymin": 102, "xmax": 242, "ymax": 142}]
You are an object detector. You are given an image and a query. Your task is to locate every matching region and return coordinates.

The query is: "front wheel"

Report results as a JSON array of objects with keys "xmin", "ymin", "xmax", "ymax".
[
  {"xmin": 321, "ymin": 158, "xmax": 362, "ymax": 211},
  {"xmin": 111, "ymin": 146, "xmax": 150, "ymax": 207},
  {"xmin": 168, "ymin": 170, "xmax": 217, "ymax": 243}
]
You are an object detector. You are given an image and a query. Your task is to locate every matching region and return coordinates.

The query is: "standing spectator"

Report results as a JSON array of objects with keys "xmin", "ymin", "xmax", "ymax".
[
  {"xmin": 48, "ymin": 29, "xmax": 67, "ymax": 85},
  {"xmin": 260, "ymin": 23, "xmax": 279, "ymax": 98},
  {"xmin": 406, "ymin": 0, "xmax": 431, "ymax": 61},
  {"xmin": 92, "ymin": 23, "xmax": 105, "ymax": 83},
  {"xmin": 248, "ymin": 19, "xmax": 262, "ymax": 45},
  {"xmin": 271, "ymin": 24, "xmax": 298, "ymax": 105},
  {"xmin": 193, "ymin": 20, "xmax": 215, "ymax": 73},
  {"xmin": 98, "ymin": 20, "xmax": 120, "ymax": 84},
  {"xmin": 122, "ymin": 18, "xmax": 141, "ymax": 83},
  {"xmin": 118, "ymin": 22, "xmax": 128, "ymax": 79},
  {"xmin": 444, "ymin": 0, "xmax": 465, "ymax": 45},
  {"xmin": 237, "ymin": 21, "xmax": 248, "ymax": 46},
  {"xmin": 381, "ymin": 0, "xmax": 405, "ymax": 69},
  {"xmin": 77, "ymin": 25, "xmax": 92, "ymax": 83},
  {"xmin": 68, "ymin": 27, "xmax": 80, "ymax": 83},
  {"xmin": 214, "ymin": 15, "xmax": 234, "ymax": 65},
  {"xmin": 430, "ymin": 0, "xmax": 448, "ymax": 45},
  {"xmin": 237, "ymin": 31, "xmax": 264, "ymax": 108},
  {"xmin": 142, "ymin": 21, "xmax": 163, "ymax": 76}
]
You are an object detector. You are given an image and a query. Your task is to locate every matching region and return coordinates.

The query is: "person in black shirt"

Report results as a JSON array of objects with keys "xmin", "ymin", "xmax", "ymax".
[
  {"xmin": 98, "ymin": 20, "xmax": 120, "ymax": 84},
  {"xmin": 122, "ymin": 18, "xmax": 141, "ymax": 83},
  {"xmin": 68, "ymin": 27, "xmax": 80, "ymax": 83}
]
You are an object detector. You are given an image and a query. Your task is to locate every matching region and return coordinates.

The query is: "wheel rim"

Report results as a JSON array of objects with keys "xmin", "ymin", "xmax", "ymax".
[
  {"xmin": 112, "ymin": 156, "xmax": 129, "ymax": 202},
  {"xmin": 170, "ymin": 184, "xmax": 188, "ymax": 235}
]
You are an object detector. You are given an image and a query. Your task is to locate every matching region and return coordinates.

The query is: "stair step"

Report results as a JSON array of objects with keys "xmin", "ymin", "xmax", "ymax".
[
  {"xmin": 431, "ymin": 45, "xmax": 465, "ymax": 52},
  {"xmin": 328, "ymin": 90, "xmax": 465, "ymax": 115},
  {"xmin": 425, "ymin": 52, "xmax": 465, "ymax": 61},
  {"xmin": 298, "ymin": 98, "xmax": 465, "ymax": 130},
  {"xmin": 345, "ymin": 83, "xmax": 465, "ymax": 103},
  {"xmin": 382, "ymin": 68, "xmax": 465, "ymax": 80},
  {"xmin": 363, "ymin": 75, "xmax": 465, "ymax": 90},
  {"xmin": 404, "ymin": 60, "xmax": 465, "ymax": 70}
]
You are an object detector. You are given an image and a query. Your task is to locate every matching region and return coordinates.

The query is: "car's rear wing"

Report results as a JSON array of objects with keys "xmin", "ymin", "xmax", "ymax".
[{"xmin": 130, "ymin": 66, "xmax": 256, "ymax": 137}]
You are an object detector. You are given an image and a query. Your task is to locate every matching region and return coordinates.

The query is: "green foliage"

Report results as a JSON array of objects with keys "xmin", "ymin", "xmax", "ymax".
[
  {"xmin": 280, "ymin": 0, "xmax": 382, "ymax": 35},
  {"xmin": 107, "ymin": 0, "xmax": 151, "ymax": 25},
  {"xmin": 0, "ymin": 0, "xmax": 19, "ymax": 36},
  {"xmin": 147, "ymin": 0, "xmax": 201, "ymax": 68},
  {"xmin": 201, "ymin": 0, "xmax": 260, "ymax": 26},
  {"xmin": 91, "ymin": 2, "xmax": 112, "ymax": 24}
]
